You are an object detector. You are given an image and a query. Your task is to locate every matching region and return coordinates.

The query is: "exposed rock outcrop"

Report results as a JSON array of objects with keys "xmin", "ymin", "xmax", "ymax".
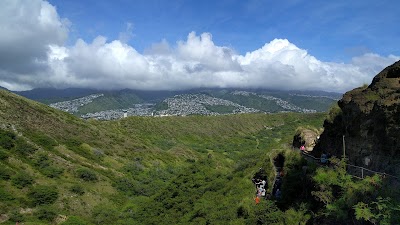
[
  {"xmin": 314, "ymin": 61, "xmax": 400, "ymax": 176},
  {"xmin": 292, "ymin": 128, "xmax": 321, "ymax": 152}
]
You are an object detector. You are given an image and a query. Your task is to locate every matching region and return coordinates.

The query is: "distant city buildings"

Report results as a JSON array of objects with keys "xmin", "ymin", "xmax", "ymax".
[
  {"xmin": 157, "ymin": 94, "xmax": 259, "ymax": 116},
  {"xmin": 49, "ymin": 94, "xmax": 104, "ymax": 113},
  {"xmin": 49, "ymin": 92, "xmax": 319, "ymax": 120},
  {"xmin": 80, "ymin": 104, "xmax": 155, "ymax": 120}
]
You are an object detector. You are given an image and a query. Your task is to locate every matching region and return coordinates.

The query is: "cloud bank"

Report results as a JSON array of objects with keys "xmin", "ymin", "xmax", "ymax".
[{"xmin": 0, "ymin": 0, "xmax": 399, "ymax": 93}]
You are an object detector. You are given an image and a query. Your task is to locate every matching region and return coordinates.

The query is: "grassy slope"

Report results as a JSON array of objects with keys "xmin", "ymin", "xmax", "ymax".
[{"xmin": 0, "ymin": 90, "xmax": 326, "ymax": 224}]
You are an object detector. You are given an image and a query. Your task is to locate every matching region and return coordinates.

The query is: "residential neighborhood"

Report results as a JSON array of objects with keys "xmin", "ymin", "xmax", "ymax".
[
  {"xmin": 49, "ymin": 94, "xmax": 104, "ymax": 113},
  {"xmin": 157, "ymin": 94, "xmax": 260, "ymax": 116},
  {"xmin": 80, "ymin": 104, "xmax": 155, "ymax": 120},
  {"xmin": 49, "ymin": 91, "xmax": 322, "ymax": 120}
]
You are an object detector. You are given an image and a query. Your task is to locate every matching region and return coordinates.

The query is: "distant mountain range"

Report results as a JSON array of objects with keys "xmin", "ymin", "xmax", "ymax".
[{"xmin": 13, "ymin": 88, "xmax": 342, "ymax": 119}]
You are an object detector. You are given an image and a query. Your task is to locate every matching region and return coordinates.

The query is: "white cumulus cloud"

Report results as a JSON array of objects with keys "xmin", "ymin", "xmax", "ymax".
[
  {"xmin": 0, "ymin": 0, "xmax": 68, "ymax": 90},
  {"xmin": 0, "ymin": 0, "xmax": 399, "ymax": 93}
]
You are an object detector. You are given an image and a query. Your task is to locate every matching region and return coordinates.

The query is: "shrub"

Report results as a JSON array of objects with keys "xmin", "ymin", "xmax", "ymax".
[
  {"xmin": 283, "ymin": 204, "xmax": 311, "ymax": 225},
  {"xmin": 0, "ymin": 129, "xmax": 16, "ymax": 150},
  {"xmin": 92, "ymin": 204, "xmax": 119, "ymax": 224},
  {"xmin": 354, "ymin": 197, "xmax": 400, "ymax": 225},
  {"xmin": 41, "ymin": 166, "xmax": 64, "ymax": 178},
  {"xmin": 113, "ymin": 178, "xmax": 136, "ymax": 196},
  {"xmin": 123, "ymin": 161, "xmax": 144, "ymax": 176},
  {"xmin": 75, "ymin": 167, "xmax": 98, "ymax": 182},
  {"xmin": 61, "ymin": 216, "xmax": 90, "ymax": 225},
  {"xmin": 311, "ymin": 159, "xmax": 391, "ymax": 222},
  {"xmin": 236, "ymin": 205, "xmax": 249, "ymax": 219},
  {"xmin": 33, "ymin": 153, "xmax": 64, "ymax": 178},
  {"xmin": 69, "ymin": 184, "xmax": 85, "ymax": 195},
  {"xmin": 248, "ymin": 200, "xmax": 284, "ymax": 224},
  {"xmin": 33, "ymin": 153, "xmax": 50, "ymax": 168},
  {"xmin": 9, "ymin": 209, "xmax": 25, "ymax": 223},
  {"xmin": 0, "ymin": 148, "xmax": 9, "ymax": 160},
  {"xmin": 11, "ymin": 172, "xmax": 34, "ymax": 188},
  {"xmin": 93, "ymin": 148, "xmax": 104, "ymax": 159},
  {"xmin": 0, "ymin": 188, "xmax": 15, "ymax": 201},
  {"xmin": 0, "ymin": 166, "xmax": 13, "ymax": 180},
  {"xmin": 30, "ymin": 133, "xmax": 57, "ymax": 151},
  {"xmin": 14, "ymin": 139, "xmax": 37, "ymax": 155},
  {"xmin": 79, "ymin": 143, "xmax": 92, "ymax": 155},
  {"xmin": 65, "ymin": 139, "xmax": 83, "ymax": 153},
  {"xmin": 66, "ymin": 140, "xmax": 100, "ymax": 160},
  {"xmin": 36, "ymin": 206, "xmax": 58, "ymax": 222},
  {"xmin": 65, "ymin": 138, "xmax": 81, "ymax": 149},
  {"xmin": 28, "ymin": 185, "xmax": 59, "ymax": 206}
]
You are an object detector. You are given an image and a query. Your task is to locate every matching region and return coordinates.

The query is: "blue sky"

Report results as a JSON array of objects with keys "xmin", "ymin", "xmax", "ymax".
[
  {"xmin": 0, "ymin": 0, "xmax": 399, "ymax": 92},
  {"xmin": 48, "ymin": 0, "xmax": 399, "ymax": 61}
]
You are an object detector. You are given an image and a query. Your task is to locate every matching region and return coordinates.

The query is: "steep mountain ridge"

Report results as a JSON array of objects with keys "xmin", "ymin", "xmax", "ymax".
[{"xmin": 315, "ymin": 60, "xmax": 400, "ymax": 176}]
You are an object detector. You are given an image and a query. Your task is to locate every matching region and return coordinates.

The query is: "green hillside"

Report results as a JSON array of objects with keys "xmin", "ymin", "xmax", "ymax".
[
  {"xmin": 44, "ymin": 89, "xmax": 339, "ymax": 118},
  {"xmin": 204, "ymin": 90, "xmax": 283, "ymax": 112},
  {"xmin": 271, "ymin": 94, "xmax": 337, "ymax": 112},
  {"xmin": 0, "ymin": 89, "xmax": 398, "ymax": 225},
  {"xmin": 76, "ymin": 92, "xmax": 143, "ymax": 115}
]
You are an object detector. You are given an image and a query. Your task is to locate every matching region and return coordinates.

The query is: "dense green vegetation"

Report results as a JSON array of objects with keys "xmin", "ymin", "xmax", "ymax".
[
  {"xmin": 0, "ymin": 89, "xmax": 398, "ymax": 224},
  {"xmin": 204, "ymin": 104, "xmax": 237, "ymax": 113},
  {"xmin": 77, "ymin": 92, "xmax": 143, "ymax": 115},
  {"xmin": 208, "ymin": 91, "xmax": 285, "ymax": 112},
  {"xmin": 277, "ymin": 94, "xmax": 337, "ymax": 112},
  {"xmin": 206, "ymin": 89, "xmax": 338, "ymax": 112},
  {"xmin": 153, "ymin": 101, "xmax": 169, "ymax": 111}
]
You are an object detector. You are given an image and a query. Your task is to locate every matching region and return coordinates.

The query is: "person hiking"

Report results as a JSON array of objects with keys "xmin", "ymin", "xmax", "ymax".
[
  {"xmin": 257, "ymin": 187, "xmax": 263, "ymax": 197},
  {"xmin": 326, "ymin": 153, "xmax": 331, "ymax": 165},
  {"xmin": 275, "ymin": 189, "xmax": 282, "ymax": 199},
  {"xmin": 275, "ymin": 177, "xmax": 282, "ymax": 187},
  {"xmin": 254, "ymin": 179, "xmax": 260, "ymax": 188},
  {"xmin": 261, "ymin": 187, "xmax": 266, "ymax": 197},
  {"xmin": 254, "ymin": 195, "xmax": 260, "ymax": 204},
  {"xmin": 320, "ymin": 152, "xmax": 328, "ymax": 165},
  {"xmin": 259, "ymin": 179, "xmax": 266, "ymax": 189}
]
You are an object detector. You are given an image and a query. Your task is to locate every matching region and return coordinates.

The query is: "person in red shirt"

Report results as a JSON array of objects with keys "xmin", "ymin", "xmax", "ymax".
[{"xmin": 254, "ymin": 196, "xmax": 260, "ymax": 204}]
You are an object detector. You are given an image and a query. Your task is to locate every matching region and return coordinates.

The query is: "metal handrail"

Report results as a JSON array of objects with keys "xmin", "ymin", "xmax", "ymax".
[
  {"xmin": 299, "ymin": 150, "xmax": 399, "ymax": 180},
  {"xmin": 346, "ymin": 164, "xmax": 399, "ymax": 179}
]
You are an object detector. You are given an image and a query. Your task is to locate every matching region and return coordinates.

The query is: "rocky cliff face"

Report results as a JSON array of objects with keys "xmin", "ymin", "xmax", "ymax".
[
  {"xmin": 315, "ymin": 60, "xmax": 400, "ymax": 176},
  {"xmin": 292, "ymin": 128, "xmax": 320, "ymax": 151}
]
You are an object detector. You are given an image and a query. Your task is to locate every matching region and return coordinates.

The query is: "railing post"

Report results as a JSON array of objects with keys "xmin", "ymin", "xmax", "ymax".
[
  {"xmin": 361, "ymin": 168, "xmax": 364, "ymax": 179},
  {"xmin": 342, "ymin": 135, "xmax": 346, "ymax": 159},
  {"xmin": 342, "ymin": 135, "xmax": 347, "ymax": 172}
]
